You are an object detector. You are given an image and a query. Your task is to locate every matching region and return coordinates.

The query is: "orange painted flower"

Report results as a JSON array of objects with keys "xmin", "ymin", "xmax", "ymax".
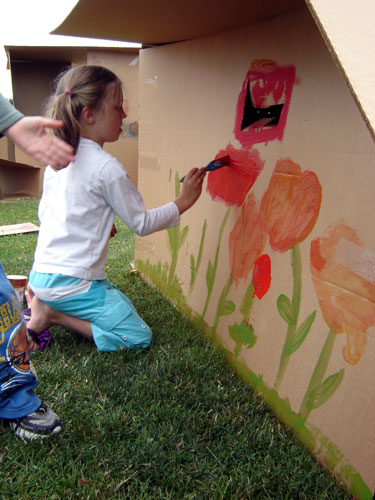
[
  {"xmin": 229, "ymin": 193, "xmax": 267, "ymax": 287},
  {"xmin": 260, "ymin": 158, "xmax": 322, "ymax": 252},
  {"xmin": 310, "ymin": 221, "xmax": 375, "ymax": 364},
  {"xmin": 206, "ymin": 144, "xmax": 264, "ymax": 207}
]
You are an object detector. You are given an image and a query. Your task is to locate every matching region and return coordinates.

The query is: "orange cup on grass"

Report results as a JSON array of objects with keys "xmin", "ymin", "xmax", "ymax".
[{"xmin": 7, "ymin": 275, "xmax": 27, "ymax": 305}]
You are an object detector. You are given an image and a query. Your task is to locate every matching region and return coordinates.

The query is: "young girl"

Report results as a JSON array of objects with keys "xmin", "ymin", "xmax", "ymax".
[{"xmin": 27, "ymin": 65, "xmax": 206, "ymax": 352}]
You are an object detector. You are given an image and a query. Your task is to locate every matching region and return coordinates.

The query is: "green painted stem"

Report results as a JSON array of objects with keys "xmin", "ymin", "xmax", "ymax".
[
  {"xmin": 189, "ymin": 219, "xmax": 207, "ymax": 293},
  {"xmin": 240, "ymin": 282, "xmax": 255, "ymax": 319},
  {"xmin": 201, "ymin": 208, "xmax": 230, "ymax": 320},
  {"xmin": 274, "ymin": 244, "xmax": 302, "ymax": 390},
  {"xmin": 167, "ymin": 246, "xmax": 178, "ymax": 286},
  {"xmin": 299, "ymin": 329, "xmax": 336, "ymax": 422},
  {"xmin": 213, "ymin": 276, "xmax": 233, "ymax": 331}
]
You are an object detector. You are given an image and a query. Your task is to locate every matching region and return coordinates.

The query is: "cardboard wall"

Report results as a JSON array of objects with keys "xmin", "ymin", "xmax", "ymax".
[
  {"xmin": 135, "ymin": 6, "xmax": 375, "ymax": 498},
  {"xmin": 87, "ymin": 51, "xmax": 140, "ymax": 186}
]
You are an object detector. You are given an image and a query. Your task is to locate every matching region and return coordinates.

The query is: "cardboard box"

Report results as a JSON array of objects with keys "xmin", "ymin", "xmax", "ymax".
[
  {"xmin": 0, "ymin": 158, "xmax": 40, "ymax": 199},
  {"xmin": 52, "ymin": 1, "xmax": 375, "ymax": 497},
  {"xmin": 3, "ymin": 44, "xmax": 140, "ymax": 192}
]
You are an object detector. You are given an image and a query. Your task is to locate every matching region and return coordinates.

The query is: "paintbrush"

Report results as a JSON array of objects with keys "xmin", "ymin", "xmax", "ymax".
[{"xmin": 180, "ymin": 155, "xmax": 230, "ymax": 182}]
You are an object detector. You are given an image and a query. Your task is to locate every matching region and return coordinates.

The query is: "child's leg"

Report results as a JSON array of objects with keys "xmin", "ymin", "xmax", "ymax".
[
  {"xmin": 89, "ymin": 281, "xmax": 152, "ymax": 352},
  {"xmin": 0, "ymin": 263, "xmax": 61, "ymax": 439},
  {"xmin": 27, "ymin": 295, "xmax": 93, "ymax": 343},
  {"xmin": 28, "ymin": 272, "xmax": 151, "ymax": 351}
]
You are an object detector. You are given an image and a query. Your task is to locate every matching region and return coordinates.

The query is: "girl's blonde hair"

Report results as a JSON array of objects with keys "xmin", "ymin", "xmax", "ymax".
[{"xmin": 46, "ymin": 65, "xmax": 120, "ymax": 153}]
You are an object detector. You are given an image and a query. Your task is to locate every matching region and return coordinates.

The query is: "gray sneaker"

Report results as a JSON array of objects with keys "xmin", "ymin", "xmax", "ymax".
[{"xmin": 9, "ymin": 402, "xmax": 62, "ymax": 440}]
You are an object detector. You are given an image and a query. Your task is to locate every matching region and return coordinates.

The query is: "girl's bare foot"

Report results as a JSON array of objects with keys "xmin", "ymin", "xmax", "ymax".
[
  {"xmin": 28, "ymin": 295, "xmax": 56, "ymax": 333},
  {"xmin": 27, "ymin": 295, "xmax": 93, "ymax": 341}
]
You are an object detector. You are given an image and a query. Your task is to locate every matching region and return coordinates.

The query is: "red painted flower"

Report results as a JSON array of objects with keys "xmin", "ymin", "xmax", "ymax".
[
  {"xmin": 260, "ymin": 158, "xmax": 322, "ymax": 252},
  {"xmin": 252, "ymin": 254, "xmax": 271, "ymax": 299},
  {"xmin": 229, "ymin": 193, "xmax": 267, "ymax": 287},
  {"xmin": 206, "ymin": 144, "xmax": 264, "ymax": 207}
]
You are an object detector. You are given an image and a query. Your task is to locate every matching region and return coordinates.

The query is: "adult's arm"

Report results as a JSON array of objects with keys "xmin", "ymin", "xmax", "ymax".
[
  {"xmin": 0, "ymin": 93, "xmax": 74, "ymax": 168},
  {"xmin": 0, "ymin": 93, "xmax": 23, "ymax": 136}
]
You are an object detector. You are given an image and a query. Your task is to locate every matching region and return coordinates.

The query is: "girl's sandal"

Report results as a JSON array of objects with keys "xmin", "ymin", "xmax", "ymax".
[
  {"xmin": 23, "ymin": 308, "xmax": 31, "ymax": 320},
  {"xmin": 27, "ymin": 328, "xmax": 51, "ymax": 352},
  {"xmin": 23, "ymin": 309, "xmax": 51, "ymax": 351}
]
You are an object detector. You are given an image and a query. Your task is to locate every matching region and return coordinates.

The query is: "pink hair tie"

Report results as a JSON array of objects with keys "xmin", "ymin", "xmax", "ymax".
[{"xmin": 64, "ymin": 89, "xmax": 73, "ymax": 97}]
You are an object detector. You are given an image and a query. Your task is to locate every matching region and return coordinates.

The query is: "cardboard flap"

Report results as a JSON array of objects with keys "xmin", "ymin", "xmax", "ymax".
[
  {"xmin": 52, "ymin": 0, "xmax": 305, "ymax": 45},
  {"xmin": 306, "ymin": 0, "xmax": 375, "ymax": 140}
]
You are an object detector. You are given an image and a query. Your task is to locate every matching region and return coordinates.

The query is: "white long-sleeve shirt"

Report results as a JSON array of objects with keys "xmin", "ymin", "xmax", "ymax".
[{"xmin": 32, "ymin": 138, "xmax": 179, "ymax": 280}]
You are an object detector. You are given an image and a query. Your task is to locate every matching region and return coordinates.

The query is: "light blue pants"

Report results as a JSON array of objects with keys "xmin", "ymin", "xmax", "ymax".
[{"xmin": 29, "ymin": 272, "xmax": 152, "ymax": 352}]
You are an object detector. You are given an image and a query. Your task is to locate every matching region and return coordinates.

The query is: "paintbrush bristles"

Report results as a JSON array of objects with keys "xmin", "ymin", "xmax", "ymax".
[
  {"xmin": 180, "ymin": 155, "xmax": 230, "ymax": 182},
  {"xmin": 205, "ymin": 155, "xmax": 230, "ymax": 171}
]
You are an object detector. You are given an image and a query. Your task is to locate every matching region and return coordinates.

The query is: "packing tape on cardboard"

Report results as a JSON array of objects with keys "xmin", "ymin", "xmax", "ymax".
[{"xmin": 334, "ymin": 238, "xmax": 375, "ymax": 284}]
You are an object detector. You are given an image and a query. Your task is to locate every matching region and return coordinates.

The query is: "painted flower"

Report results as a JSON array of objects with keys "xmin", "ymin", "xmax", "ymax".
[
  {"xmin": 252, "ymin": 254, "xmax": 271, "ymax": 299},
  {"xmin": 310, "ymin": 221, "xmax": 375, "ymax": 364},
  {"xmin": 260, "ymin": 158, "xmax": 322, "ymax": 252},
  {"xmin": 206, "ymin": 144, "xmax": 264, "ymax": 207},
  {"xmin": 229, "ymin": 193, "xmax": 267, "ymax": 287}
]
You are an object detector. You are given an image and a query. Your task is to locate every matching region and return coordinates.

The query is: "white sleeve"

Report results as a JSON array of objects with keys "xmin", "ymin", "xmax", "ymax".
[{"xmin": 99, "ymin": 159, "xmax": 180, "ymax": 236}]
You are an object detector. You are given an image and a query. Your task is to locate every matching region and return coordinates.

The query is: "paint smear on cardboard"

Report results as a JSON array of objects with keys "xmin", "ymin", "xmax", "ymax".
[
  {"xmin": 234, "ymin": 59, "xmax": 296, "ymax": 148},
  {"xmin": 206, "ymin": 144, "xmax": 264, "ymax": 207},
  {"xmin": 334, "ymin": 238, "xmax": 375, "ymax": 285}
]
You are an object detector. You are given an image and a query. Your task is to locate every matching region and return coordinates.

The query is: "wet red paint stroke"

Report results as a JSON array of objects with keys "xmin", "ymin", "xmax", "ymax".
[
  {"xmin": 252, "ymin": 254, "xmax": 271, "ymax": 299},
  {"xmin": 206, "ymin": 144, "xmax": 264, "ymax": 206},
  {"xmin": 234, "ymin": 59, "xmax": 296, "ymax": 148}
]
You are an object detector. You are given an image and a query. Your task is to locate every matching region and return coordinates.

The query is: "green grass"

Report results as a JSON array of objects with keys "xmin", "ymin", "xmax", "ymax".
[{"xmin": 0, "ymin": 198, "xmax": 352, "ymax": 499}]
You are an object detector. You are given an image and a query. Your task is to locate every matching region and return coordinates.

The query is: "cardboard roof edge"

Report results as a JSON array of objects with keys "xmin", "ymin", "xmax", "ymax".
[
  {"xmin": 5, "ymin": 44, "xmax": 139, "ymax": 64},
  {"xmin": 52, "ymin": 0, "xmax": 305, "ymax": 46},
  {"xmin": 53, "ymin": 0, "xmax": 375, "ymax": 141}
]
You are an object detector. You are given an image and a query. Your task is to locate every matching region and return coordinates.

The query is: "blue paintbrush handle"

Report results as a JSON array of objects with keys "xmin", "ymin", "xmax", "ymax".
[{"xmin": 180, "ymin": 156, "xmax": 228, "ymax": 182}]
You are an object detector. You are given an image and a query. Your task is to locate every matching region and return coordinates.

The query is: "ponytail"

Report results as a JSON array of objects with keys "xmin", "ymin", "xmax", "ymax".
[{"xmin": 45, "ymin": 65, "xmax": 119, "ymax": 153}]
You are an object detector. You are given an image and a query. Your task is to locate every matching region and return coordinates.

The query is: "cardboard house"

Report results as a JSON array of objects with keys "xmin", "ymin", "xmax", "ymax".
[
  {"xmin": 0, "ymin": 43, "xmax": 140, "ymax": 199},
  {"xmin": 51, "ymin": 1, "xmax": 375, "ymax": 498}
]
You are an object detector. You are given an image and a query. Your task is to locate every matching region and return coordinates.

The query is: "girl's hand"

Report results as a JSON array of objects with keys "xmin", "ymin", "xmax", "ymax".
[{"xmin": 174, "ymin": 167, "xmax": 206, "ymax": 215}]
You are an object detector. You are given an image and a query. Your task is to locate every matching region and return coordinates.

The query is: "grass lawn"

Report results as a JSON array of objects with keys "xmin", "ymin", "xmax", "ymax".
[{"xmin": 0, "ymin": 197, "xmax": 352, "ymax": 499}]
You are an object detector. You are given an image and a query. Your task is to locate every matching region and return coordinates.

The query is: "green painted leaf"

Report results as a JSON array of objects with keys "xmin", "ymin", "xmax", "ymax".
[
  {"xmin": 167, "ymin": 226, "xmax": 178, "ymax": 252},
  {"xmin": 219, "ymin": 300, "xmax": 236, "ymax": 317},
  {"xmin": 307, "ymin": 369, "xmax": 345, "ymax": 410},
  {"xmin": 229, "ymin": 320, "xmax": 257, "ymax": 358},
  {"xmin": 190, "ymin": 254, "xmax": 196, "ymax": 276},
  {"xmin": 285, "ymin": 311, "xmax": 316, "ymax": 355},
  {"xmin": 178, "ymin": 225, "xmax": 189, "ymax": 250},
  {"xmin": 277, "ymin": 294, "xmax": 294, "ymax": 324},
  {"xmin": 174, "ymin": 171, "xmax": 181, "ymax": 197},
  {"xmin": 206, "ymin": 260, "xmax": 215, "ymax": 291}
]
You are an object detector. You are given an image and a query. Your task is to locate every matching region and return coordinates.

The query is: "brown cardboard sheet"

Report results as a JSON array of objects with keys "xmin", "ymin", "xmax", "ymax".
[{"xmin": 0, "ymin": 223, "xmax": 39, "ymax": 236}]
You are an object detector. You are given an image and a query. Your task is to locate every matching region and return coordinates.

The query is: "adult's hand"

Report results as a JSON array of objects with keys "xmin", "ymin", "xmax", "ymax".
[{"xmin": 4, "ymin": 116, "xmax": 75, "ymax": 169}]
